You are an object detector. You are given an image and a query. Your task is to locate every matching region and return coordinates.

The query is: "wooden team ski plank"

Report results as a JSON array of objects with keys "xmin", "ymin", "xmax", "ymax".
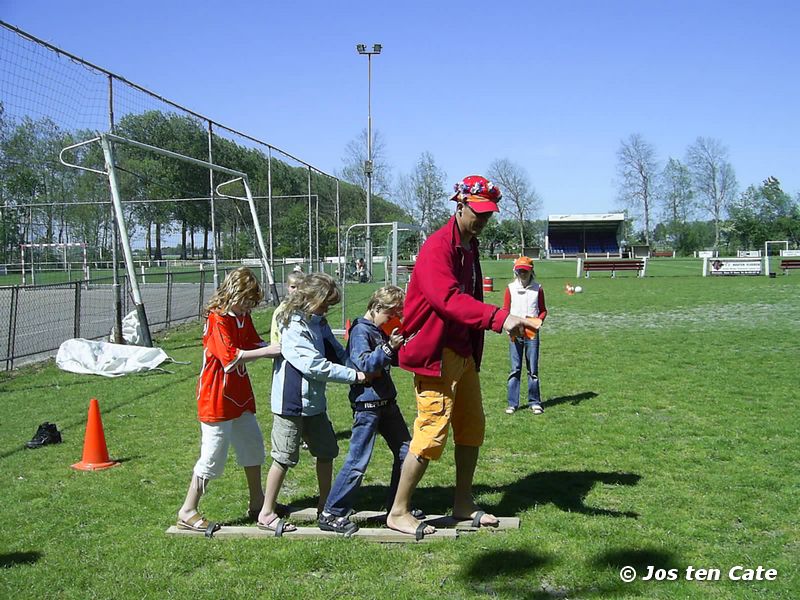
[
  {"xmin": 166, "ymin": 525, "xmax": 457, "ymax": 543},
  {"xmin": 285, "ymin": 508, "xmax": 519, "ymax": 530},
  {"xmin": 423, "ymin": 515, "xmax": 520, "ymax": 531}
]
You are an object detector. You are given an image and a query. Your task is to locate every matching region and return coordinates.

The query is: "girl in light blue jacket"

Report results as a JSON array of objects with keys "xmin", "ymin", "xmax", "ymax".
[{"xmin": 255, "ymin": 272, "xmax": 368, "ymax": 535}]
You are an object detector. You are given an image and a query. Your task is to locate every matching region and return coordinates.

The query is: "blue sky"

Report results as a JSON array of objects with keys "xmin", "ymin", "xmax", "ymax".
[{"xmin": 3, "ymin": 0, "xmax": 799, "ymax": 219}]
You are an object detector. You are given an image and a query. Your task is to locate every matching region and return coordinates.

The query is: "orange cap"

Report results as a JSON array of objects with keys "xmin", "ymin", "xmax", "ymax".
[{"xmin": 513, "ymin": 256, "xmax": 534, "ymax": 271}]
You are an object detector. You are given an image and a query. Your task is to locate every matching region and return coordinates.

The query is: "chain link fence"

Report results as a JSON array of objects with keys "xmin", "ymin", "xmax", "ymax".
[{"xmin": 0, "ymin": 265, "xmax": 276, "ymax": 370}]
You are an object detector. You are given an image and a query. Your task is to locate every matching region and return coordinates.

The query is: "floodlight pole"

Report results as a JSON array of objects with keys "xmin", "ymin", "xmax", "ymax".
[{"xmin": 357, "ymin": 43, "xmax": 381, "ymax": 275}]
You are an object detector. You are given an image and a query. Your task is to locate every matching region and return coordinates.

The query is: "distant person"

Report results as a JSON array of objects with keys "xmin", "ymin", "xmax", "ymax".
[
  {"xmin": 503, "ymin": 256, "xmax": 547, "ymax": 414},
  {"xmin": 355, "ymin": 257, "xmax": 368, "ymax": 282},
  {"xmin": 256, "ymin": 272, "xmax": 369, "ymax": 535},
  {"xmin": 176, "ymin": 267, "xmax": 281, "ymax": 535},
  {"xmin": 270, "ymin": 271, "xmax": 305, "ymax": 344},
  {"xmin": 319, "ymin": 286, "xmax": 416, "ymax": 536},
  {"xmin": 386, "ymin": 175, "xmax": 534, "ymax": 539}
]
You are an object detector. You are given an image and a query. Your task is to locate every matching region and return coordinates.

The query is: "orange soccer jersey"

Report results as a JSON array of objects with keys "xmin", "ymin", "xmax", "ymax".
[{"xmin": 196, "ymin": 311, "xmax": 264, "ymax": 422}]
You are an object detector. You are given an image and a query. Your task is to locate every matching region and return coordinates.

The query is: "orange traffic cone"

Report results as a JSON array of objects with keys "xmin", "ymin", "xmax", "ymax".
[
  {"xmin": 71, "ymin": 398, "xmax": 119, "ymax": 471},
  {"xmin": 344, "ymin": 318, "xmax": 351, "ymax": 341}
]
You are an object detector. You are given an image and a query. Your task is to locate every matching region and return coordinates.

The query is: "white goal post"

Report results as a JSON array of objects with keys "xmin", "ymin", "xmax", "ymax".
[
  {"xmin": 20, "ymin": 242, "xmax": 88, "ymax": 285},
  {"xmin": 764, "ymin": 241, "xmax": 789, "ymax": 277},
  {"xmin": 60, "ymin": 132, "xmax": 277, "ymax": 347},
  {"xmin": 339, "ymin": 221, "xmax": 424, "ymax": 329}
]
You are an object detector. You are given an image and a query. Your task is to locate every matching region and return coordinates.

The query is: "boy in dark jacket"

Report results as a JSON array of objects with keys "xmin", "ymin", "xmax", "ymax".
[{"xmin": 318, "ymin": 286, "xmax": 412, "ymax": 536}]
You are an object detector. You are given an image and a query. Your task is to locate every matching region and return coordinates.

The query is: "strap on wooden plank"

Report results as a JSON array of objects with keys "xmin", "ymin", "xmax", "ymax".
[
  {"xmin": 282, "ymin": 508, "xmax": 520, "ymax": 530},
  {"xmin": 166, "ymin": 525, "xmax": 457, "ymax": 543}
]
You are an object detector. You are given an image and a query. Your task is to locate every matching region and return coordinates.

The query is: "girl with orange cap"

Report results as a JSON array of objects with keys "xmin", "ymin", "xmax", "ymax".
[{"xmin": 502, "ymin": 256, "xmax": 547, "ymax": 414}]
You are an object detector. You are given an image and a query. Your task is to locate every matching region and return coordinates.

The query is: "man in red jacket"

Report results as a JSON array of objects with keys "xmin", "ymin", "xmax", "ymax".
[{"xmin": 387, "ymin": 175, "xmax": 534, "ymax": 538}]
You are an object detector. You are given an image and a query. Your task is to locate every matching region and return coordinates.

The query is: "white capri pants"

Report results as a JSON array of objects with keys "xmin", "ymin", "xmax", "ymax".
[{"xmin": 193, "ymin": 411, "xmax": 266, "ymax": 480}]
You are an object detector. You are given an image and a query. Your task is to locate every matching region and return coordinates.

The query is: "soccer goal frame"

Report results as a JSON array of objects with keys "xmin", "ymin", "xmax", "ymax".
[
  {"xmin": 60, "ymin": 132, "xmax": 278, "ymax": 347},
  {"xmin": 339, "ymin": 221, "xmax": 424, "ymax": 329},
  {"xmin": 20, "ymin": 242, "xmax": 88, "ymax": 285},
  {"xmin": 764, "ymin": 240, "xmax": 789, "ymax": 277}
]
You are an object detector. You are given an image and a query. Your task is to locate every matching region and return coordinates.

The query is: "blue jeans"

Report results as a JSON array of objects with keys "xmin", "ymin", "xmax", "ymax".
[
  {"xmin": 325, "ymin": 403, "xmax": 411, "ymax": 517},
  {"xmin": 507, "ymin": 336, "xmax": 541, "ymax": 408}
]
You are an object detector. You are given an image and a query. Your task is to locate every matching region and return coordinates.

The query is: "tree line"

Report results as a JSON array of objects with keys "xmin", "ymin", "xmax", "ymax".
[
  {"xmin": 0, "ymin": 105, "xmax": 407, "ymax": 266},
  {"xmin": 344, "ymin": 129, "xmax": 800, "ymax": 258},
  {"xmin": 5, "ymin": 102, "xmax": 798, "ymax": 267},
  {"xmin": 617, "ymin": 134, "xmax": 800, "ymax": 253}
]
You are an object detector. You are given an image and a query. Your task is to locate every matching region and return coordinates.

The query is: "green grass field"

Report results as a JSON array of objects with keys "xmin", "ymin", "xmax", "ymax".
[{"xmin": 1, "ymin": 262, "xmax": 798, "ymax": 599}]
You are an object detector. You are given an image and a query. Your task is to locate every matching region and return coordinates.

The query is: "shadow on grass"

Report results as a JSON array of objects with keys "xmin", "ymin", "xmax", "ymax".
[
  {"xmin": 0, "ymin": 551, "xmax": 41, "ymax": 567},
  {"xmin": 457, "ymin": 547, "xmax": 638, "ymax": 600},
  {"xmin": 290, "ymin": 469, "xmax": 641, "ymax": 518},
  {"xmin": 543, "ymin": 391, "xmax": 599, "ymax": 409},
  {"xmin": 463, "ymin": 548, "xmax": 552, "ymax": 578},
  {"xmin": 492, "ymin": 470, "xmax": 641, "ymax": 518},
  {"xmin": 459, "ymin": 549, "xmax": 556, "ymax": 598}
]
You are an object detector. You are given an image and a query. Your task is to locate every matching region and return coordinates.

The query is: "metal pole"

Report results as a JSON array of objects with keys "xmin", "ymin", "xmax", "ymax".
[
  {"xmin": 208, "ymin": 122, "xmax": 219, "ymax": 289},
  {"xmin": 392, "ymin": 221, "xmax": 398, "ymax": 286},
  {"xmin": 109, "ymin": 74, "xmax": 124, "ymax": 344},
  {"xmin": 239, "ymin": 177, "xmax": 278, "ymax": 301},
  {"xmin": 6, "ymin": 286, "xmax": 19, "ymax": 371},
  {"xmin": 336, "ymin": 179, "xmax": 341, "ymax": 282},
  {"xmin": 365, "ymin": 52, "xmax": 373, "ymax": 275},
  {"xmin": 268, "ymin": 147, "xmax": 274, "ymax": 298},
  {"xmin": 100, "ymin": 134, "xmax": 153, "ymax": 347},
  {"xmin": 307, "ymin": 168, "xmax": 313, "ymax": 272}
]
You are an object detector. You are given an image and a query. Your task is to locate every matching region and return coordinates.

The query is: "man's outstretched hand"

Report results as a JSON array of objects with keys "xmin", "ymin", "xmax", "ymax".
[{"xmin": 502, "ymin": 315, "xmax": 537, "ymax": 338}]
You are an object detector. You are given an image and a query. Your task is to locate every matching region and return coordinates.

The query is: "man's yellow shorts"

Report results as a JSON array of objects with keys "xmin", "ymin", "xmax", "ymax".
[{"xmin": 409, "ymin": 348, "xmax": 485, "ymax": 460}]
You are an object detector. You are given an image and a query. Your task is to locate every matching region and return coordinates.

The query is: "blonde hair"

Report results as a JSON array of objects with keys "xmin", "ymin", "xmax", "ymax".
[
  {"xmin": 367, "ymin": 285, "xmax": 405, "ymax": 314},
  {"xmin": 286, "ymin": 271, "xmax": 305, "ymax": 287},
  {"xmin": 204, "ymin": 267, "xmax": 263, "ymax": 317},
  {"xmin": 271, "ymin": 271, "xmax": 307, "ymax": 326},
  {"xmin": 278, "ymin": 272, "xmax": 340, "ymax": 327}
]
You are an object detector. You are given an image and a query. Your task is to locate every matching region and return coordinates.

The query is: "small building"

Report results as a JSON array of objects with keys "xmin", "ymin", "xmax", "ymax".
[{"xmin": 546, "ymin": 213, "xmax": 625, "ymax": 258}]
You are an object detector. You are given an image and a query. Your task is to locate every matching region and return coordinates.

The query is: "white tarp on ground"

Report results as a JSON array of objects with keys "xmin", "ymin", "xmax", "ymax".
[{"xmin": 56, "ymin": 338, "xmax": 172, "ymax": 377}]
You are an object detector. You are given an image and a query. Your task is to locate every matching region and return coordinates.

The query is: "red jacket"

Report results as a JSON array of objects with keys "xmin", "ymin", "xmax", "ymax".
[{"xmin": 399, "ymin": 216, "xmax": 509, "ymax": 377}]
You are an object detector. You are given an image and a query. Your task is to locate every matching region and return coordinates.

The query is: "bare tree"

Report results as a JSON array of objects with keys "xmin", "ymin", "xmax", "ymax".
[
  {"xmin": 686, "ymin": 137, "xmax": 738, "ymax": 249},
  {"xmin": 338, "ymin": 128, "xmax": 392, "ymax": 199},
  {"xmin": 617, "ymin": 134, "xmax": 658, "ymax": 246},
  {"xmin": 487, "ymin": 158, "xmax": 541, "ymax": 251},
  {"xmin": 397, "ymin": 151, "xmax": 448, "ymax": 236},
  {"xmin": 658, "ymin": 157, "xmax": 695, "ymax": 249},
  {"xmin": 659, "ymin": 158, "xmax": 694, "ymax": 223}
]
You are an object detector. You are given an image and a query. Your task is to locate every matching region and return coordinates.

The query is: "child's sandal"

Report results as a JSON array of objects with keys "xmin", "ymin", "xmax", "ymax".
[{"xmin": 318, "ymin": 513, "xmax": 359, "ymax": 537}]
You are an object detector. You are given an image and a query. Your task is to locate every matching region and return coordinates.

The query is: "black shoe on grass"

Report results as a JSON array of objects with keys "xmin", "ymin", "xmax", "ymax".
[{"xmin": 26, "ymin": 422, "xmax": 62, "ymax": 448}]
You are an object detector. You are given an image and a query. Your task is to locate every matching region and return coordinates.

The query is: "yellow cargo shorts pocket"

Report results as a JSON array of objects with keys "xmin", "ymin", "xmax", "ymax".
[{"xmin": 410, "ymin": 376, "xmax": 454, "ymax": 460}]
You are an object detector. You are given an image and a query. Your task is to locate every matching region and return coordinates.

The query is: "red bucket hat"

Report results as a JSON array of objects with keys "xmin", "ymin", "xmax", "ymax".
[{"xmin": 450, "ymin": 175, "xmax": 502, "ymax": 213}]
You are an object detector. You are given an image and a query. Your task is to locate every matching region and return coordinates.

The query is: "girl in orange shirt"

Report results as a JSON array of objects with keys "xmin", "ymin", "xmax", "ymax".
[{"xmin": 176, "ymin": 267, "xmax": 281, "ymax": 534}]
